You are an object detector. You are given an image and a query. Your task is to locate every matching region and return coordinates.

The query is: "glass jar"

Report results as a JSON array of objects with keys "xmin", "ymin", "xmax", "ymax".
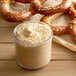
[{"xmin": 13, "ymin": 22, "xmax": 53, "ymax": 70}]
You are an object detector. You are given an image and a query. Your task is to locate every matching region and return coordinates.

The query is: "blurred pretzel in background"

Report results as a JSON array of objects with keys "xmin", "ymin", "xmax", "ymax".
[{"xmin": 0, "ymin": 0, "xmax": 35, "ymax": 22}]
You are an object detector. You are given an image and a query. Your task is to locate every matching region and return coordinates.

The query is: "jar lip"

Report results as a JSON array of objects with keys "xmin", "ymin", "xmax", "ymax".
[{"xmin": 13, "ymin": 21, "xmax": 53, "ymax": 47}]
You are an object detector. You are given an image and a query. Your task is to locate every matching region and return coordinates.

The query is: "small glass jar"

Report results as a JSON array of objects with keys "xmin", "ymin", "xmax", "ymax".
[{"xmin": 13, "ymin": 22, "xmax": 53, "ymax": 70}]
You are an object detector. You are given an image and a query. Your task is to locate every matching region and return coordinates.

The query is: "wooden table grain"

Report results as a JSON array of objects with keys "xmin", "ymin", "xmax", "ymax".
[{"xmin": 0, "ymin": 19, "xmax": 76, "ymax": 76}]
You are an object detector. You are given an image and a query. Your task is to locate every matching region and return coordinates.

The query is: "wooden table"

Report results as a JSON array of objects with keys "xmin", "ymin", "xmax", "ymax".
[{"xmin": 0, "ymin": 20, "xmax": 76, "ymax": 76}]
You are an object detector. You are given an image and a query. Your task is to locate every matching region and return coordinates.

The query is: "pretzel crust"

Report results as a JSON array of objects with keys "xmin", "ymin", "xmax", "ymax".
[
  {"xmin": 68, "ymin": 18, "xmax": 76, "ymax": 42},
  {"xmin": 15, "ymin": 0, "xmax": 46, "ymax": 4},
  {"xmin": 68, "ymin": 1, "xmax": 76, "ymax": 19},
  {"xmin": 0, "ymin": 0, "xmax": 35, "ymax": 22},
  {"xmin": 31, "ymin": 0, "xmax": 72, "ymax": 15},
  {"xmin": 15, "ymin": 0, "xmax": 32, "ymax": 3},
  {"xmin": 41, "ymin": 13, "xmax": 69, "ymax": 35}
]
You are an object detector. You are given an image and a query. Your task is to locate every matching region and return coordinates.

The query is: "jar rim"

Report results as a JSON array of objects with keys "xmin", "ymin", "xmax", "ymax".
[{"xmin": 13, "ymin": 21, "xmax": 53, "ymax": 47}]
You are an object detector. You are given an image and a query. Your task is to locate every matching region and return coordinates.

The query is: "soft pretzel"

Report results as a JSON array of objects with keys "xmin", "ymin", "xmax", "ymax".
[
  {"xmin": 0, "ymin": 0, "xmax": 35, "ymax": 22},
  {"xmin": 41, "ymin": 12, "xmax": 69, "ymax": 35},
  {"xmin": 31, "ymin": 0, "xmax": 72, "ymax": 15}
]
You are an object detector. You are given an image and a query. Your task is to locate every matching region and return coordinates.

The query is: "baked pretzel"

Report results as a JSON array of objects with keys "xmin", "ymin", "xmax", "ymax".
[
  {"xmin": 68, "ymin": 18, "xmax": 76, "ymax": 42},
  {"xmin": 31, "ymin": 0, "xmax": 72, "ymax": 15},
  {"xmin": 41, "ymin": 12, "xmax": 69, "ymax": 35},
  {"xmin": 68, "ymin": 1, "xmax": 76, "ymax": 19},
  {"xmin": 0, "ymin": 0, "xmax": 35, "ymax": 22}
]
